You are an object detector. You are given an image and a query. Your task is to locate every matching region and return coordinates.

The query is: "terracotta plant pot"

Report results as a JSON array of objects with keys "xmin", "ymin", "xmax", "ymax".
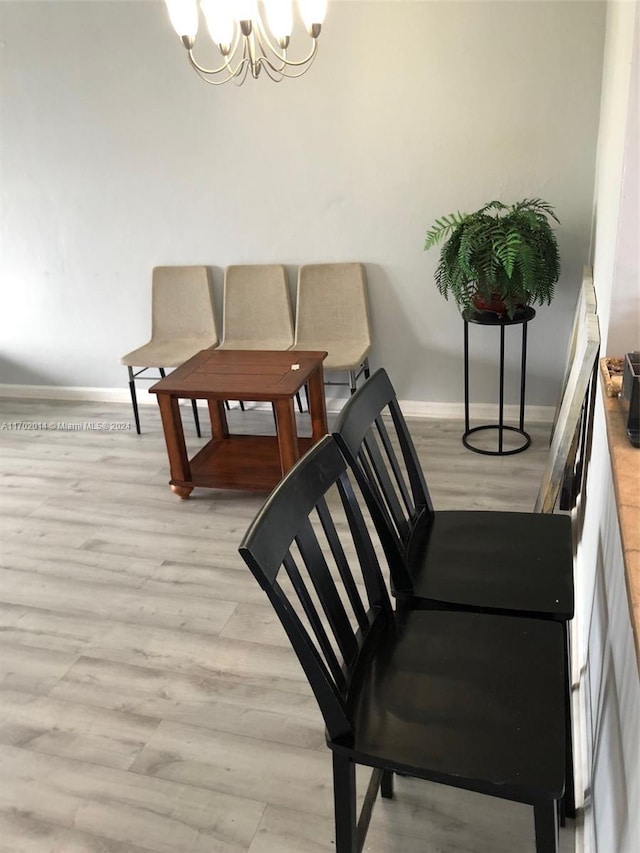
[{"xmin": 472, "ymin": 291, "xmax": 525, "ymax": 317}]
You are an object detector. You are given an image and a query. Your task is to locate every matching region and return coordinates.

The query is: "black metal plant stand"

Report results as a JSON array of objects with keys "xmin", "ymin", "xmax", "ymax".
[{"xmin": 463, "ymin": 306, "xmax": 536, "ymax": 456}]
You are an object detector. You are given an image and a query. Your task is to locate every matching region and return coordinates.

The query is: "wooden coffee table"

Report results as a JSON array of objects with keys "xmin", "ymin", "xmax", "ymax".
[{"xmin": 149, "ymin": 349, "xmax": 328, "ymax": 498}]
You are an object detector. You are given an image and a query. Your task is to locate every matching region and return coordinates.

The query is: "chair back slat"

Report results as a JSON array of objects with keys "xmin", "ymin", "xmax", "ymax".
[
  {"xmin": 315, "ymin": 500, "xmax": 369, "ymax": 633},
  {"xmin": 282, "ymin": 549, "xmax": 347, "ymax": 691},
  {"xmin": 366, "ymin": 418, "xmax": 414, "ymax": 539},
  {"xmin": 294, "ymin": 511, "xmax": 360, "ymax": 673},
  {"xmin": 265, "ymin": 581, "xmax": 351, "ymax": 738},
  {"xmin": 334, "ymin": 473, "xmax": 393, "ymax": 610},
  {"xmin": 239, "ymin": 436, "xmax": 394, "ymax": 741},
  {"xmin": 333, "ymin": 369, "xmax": 435, "ymax": 592},
  {"xmin": 374, "ymin": 413, "xmax": 415, "ymax": 517},
  {"xmin": 388, "ymin": 396, "xmax": 433, "ymax": 515}
]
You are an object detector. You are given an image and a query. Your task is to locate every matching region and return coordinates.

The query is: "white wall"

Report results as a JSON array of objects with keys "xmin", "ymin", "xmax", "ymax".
[
  {"xmin": 0, "ymin": 0, "xmax": 605, "ymax": 405},
  {"xmin": 575, "ymin": 3, "xmax": 639, "ymax": 852},
  {"xmin": 606, "ymin": 6, "xmax": 640, "ymax": 356}
]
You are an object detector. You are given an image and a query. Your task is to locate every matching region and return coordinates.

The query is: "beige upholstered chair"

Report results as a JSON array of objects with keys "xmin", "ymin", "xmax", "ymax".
[
  {"xmin": 291, "ymin": 262, "xmax": 372, "ymax": 395},
  {"xmin": 218, "ymin": 264, "xmax": 300, "ymax": 410},
  {"xmin": 218, "ymin": 264, "xmax": 294, "ymax": 350},
  {"xmin": 121, "ymin": 266, "xmax": 218, "ymax": 434}
]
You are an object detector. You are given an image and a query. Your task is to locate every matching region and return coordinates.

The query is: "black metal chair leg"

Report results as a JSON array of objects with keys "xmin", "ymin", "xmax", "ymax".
[
  {"xmin": 381, "ymin": 770, "xmax": 394, "ymax": 799},
  {"xmin": 296, "ymin": 391, "xmax": 303, "ymax": 413},
  {"xmin": 127, "ymin": 368, "xmax": 141, "ymax": 435},
  {"xmin": 224, "ymin": 400, "xmax": 231, "ymax": 410},
  {"xmin": 239, "ymin": 401, "xmax": 245, "ymax": 411},
  {"xmin": 562, "ymin": 623, "xmax": 576, "ymax": 819},
  {"xmin": 191, "ymin": 399, "xmax": 202, "ymax": 438},
  {"xmin": 159, "ymin": 367, "xmax": 166, "ymax": 378},
  {"xmin": 534, "ymin": 801, "xmax": 558, "ymax": 853},
  {"xmin": 363, "ymin": 358, "xmax": 370, "ymax": 380},
  {"xmin": 332, "ymin": 753, "xmax": 358, "ymax": 853}
]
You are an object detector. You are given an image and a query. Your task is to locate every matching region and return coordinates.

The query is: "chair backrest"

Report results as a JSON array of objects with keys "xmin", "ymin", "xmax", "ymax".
[
  {"xmin": 151, "ymin": 266, "xmax": 218, "ymax": 343},
  {"xmin": 239, "ymin": 435, "xmax": 394, "ymax": 741},
  {"xmin": 293, "ymin": 263, "xmax": 371, "ymax": 362},
  {"xmin": 332, "ymin": 369, "xmax": 434, "ymax": 592},
  {"xmin": 221, "ymin": 264, "xmax": 294, "ymax": 349},
  {"xmin": 535, "ymin": 313, "xmax": 600, "ymax": 513},
  {"xmin": 551, "ymin": 266, "xmax": 597, "ymax": 437}
]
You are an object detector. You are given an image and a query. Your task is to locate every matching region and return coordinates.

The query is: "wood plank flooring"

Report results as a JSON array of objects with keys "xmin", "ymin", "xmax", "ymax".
[{"xmin": 0, "ymin": 398, "xmax": 575, "ymax": 852}]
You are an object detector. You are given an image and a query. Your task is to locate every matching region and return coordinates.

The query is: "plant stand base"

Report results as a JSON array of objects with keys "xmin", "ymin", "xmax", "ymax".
[
  {"xmin": 463, "ymin": 307, "xmax": 535, "ymax": 457},
  {"xmin": 462, "ymin": 424, "xmax": 531, "ymax": 456}
]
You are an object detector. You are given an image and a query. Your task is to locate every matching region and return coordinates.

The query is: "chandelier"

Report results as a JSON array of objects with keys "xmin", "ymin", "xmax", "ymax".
[{"xmin": 164, "ymin": 0, "xmax": 327, "ymax": 85}]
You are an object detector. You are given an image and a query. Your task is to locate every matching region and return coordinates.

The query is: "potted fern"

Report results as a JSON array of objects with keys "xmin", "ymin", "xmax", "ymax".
[{"xmin": 424, "ymin": 198, "xmax": 561, "ymax": 319}]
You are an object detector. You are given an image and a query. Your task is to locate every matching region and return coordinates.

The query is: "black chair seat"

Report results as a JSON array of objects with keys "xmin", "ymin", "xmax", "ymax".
[
  {"xmin": 402, "ymin": 510, "xmax": 574, "ymax": 621},
  {"xmin": 343, "ymin": 608, "xmax": 565, "ymax": 804}
]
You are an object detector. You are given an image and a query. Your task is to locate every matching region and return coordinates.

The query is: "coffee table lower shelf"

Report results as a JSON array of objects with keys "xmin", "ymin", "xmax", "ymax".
[{"xmin": 170, "ymin": 434, "xmax": 316, "ymax": 493}]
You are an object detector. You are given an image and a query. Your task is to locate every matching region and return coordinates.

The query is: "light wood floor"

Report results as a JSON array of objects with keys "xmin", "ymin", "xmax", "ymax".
[{"xmin": 0, "ymin": 398, "xmax": 574, "ymax": 853}]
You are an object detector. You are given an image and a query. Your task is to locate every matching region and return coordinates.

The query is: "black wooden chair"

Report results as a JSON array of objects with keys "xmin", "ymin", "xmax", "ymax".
[
  {"xmin": 239, "ymin": 435, "xmax": 566, "ymax": 853},
  {"xmin": 332, "ymin": 367, "xmax": 576, "ymax": 818}
]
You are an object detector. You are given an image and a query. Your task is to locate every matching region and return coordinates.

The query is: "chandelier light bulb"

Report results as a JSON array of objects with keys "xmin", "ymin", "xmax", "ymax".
[
  {"xmin": 201, "ymin": 0, "xmax": 236, "ymax": 51},
  {"xmin": 298, "ymin": 0, "xmax": 327, "ymax": 31},
  {"xmin": 263, "ymin": 0, "xmax": 293, "ymax": 44},
  {"xmin": 165, "ymin": 0, "xmax": 199, "ymax": 39}
]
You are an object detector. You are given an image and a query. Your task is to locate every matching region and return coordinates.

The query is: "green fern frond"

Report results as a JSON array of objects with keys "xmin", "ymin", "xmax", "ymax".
[
  {"xmin": 478, "ymin": 200, "xmax": 509, "ymax": 216},
  {"xmin": 515, "ymin": 197, "xmax": 560, "ymax": 223},
  {"xmin": 493, "ymin": 229, "xmax": 522, "ymax": 278},
  {"xmin": 424, "ymin": 212, "xmax": 467, "ymax": 249}
]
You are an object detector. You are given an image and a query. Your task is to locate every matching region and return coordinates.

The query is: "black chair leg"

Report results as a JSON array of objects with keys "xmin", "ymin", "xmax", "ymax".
[
  {"xmin": 191, "ymin": 399, "xmax": 202, "ymax": 438},
  {"xmin": 333, "ymin": 753, "xmax": 358, "ymax": 853},
  {"xmin": 363, "ymin": 358, "xmax": 370, "ymax": 380},
  {"xmin": 127, "ymin": 368, "xmax": 141, "ymax": 435},
  {"xmin": 239, "ymin": 401, "xmax": 245, "ymax": 411},
  {"xmin": 534, "ymin": 801, "xmax": 558, "ymax": 853},
  {"xmin": 562, "ymin": 623, "xmax": 576, "ymax": 819},
  {"xmin": 224, "ymin": 400, "xmax": 231, "ymax": 410},
  {"xmin": 381, "ymin": 770, "xmax": 394, "ymax": 799},
  {"xmin": 296, "ymin": 391, "xmax": 304, "ymax": 413}
]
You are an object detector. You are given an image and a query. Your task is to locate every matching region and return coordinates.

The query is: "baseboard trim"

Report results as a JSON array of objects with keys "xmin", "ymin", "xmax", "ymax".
[
  {"xmin": 0, "ymin": 384, "xmax": 137, "ymax": 405},
  {"xmin": 398, "ymin": 399, "xmax": 555, "ymax": 424},
  {"xmin": 0, "ymin": 383, "xmax": 554, "ymax": 423}
]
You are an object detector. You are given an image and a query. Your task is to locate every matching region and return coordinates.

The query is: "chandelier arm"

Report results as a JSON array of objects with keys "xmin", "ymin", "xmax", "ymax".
[
  {"xmin": 254, "ymin": 17, "xmax": 319, "ymax": 69},
  {"xmin": 231, "ymin": 61, "xmax": 251, "ymax": 86},
  {"xmin": 190, "ymin": 67, "xmax": 238, "ymax": 85},
  {"xmin": 185, "ymin": 28, "xmax": 243, "ymax": 77},
  {"xmin": 189, "ymin": 57, "xmax": 251, "ymax": 86},
  {"xmin": 257, "ymin": 59, "xmax": 286, "ymax": 83},
  {"xmin": 260, "ymin": 48, "xmax": 318, "ymax": 78}
]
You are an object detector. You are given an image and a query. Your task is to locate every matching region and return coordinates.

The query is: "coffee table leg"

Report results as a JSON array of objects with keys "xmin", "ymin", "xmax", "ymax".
[
  {"xmin": 157, "ymin": 394, "xmax": 193, "ymax": 499},
  {"xmin": 208, "ymin": 400, "xmax": 229, "ymax": 440},
  {"xmin": 307, "ymin": 366, "xmax": 328, "ymax": 441},
  {"xmin": 274, "ymin": 398, "xmax": 299, "ymax": 475}
]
